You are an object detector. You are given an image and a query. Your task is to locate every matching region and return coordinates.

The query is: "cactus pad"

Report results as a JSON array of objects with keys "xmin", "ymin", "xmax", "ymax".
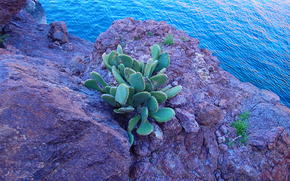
[{"xmin": 84, "ymin": 44, "xmax": 182, "ymax": 145}]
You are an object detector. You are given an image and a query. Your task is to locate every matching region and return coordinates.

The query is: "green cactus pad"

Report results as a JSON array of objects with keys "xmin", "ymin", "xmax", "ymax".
[
  {"xmin": 118, "ymin": 54, "xmax": 133, "ymax": 67},
  {"xmin": 128, "ymin": 115, "xmax": 140, "ymax": 132},
  {"xmin": 151, "ymin": 107, "xmax": 175, "ymax": 122},
  {"xmin": 150, "ymin": 44, "xmax": 161, "ymax": 60},
  {"xmin": 149, "ymin": 61, "xmax": 158, "ymax": 77},
  {"xmin": 117, "ymin": 44, "xmax": 123, "ymax": 54},
  {"xmin": 124, "ymin": 67, "xmax": 136, "ymax": 80},
  {"xmin": 118, "ymin": 64, "xmax": 126, "ymax": 77},
  {"xmin": 145, "ymin": 77, "xmax": 154, "ymax": 91},
  {"xmin": 140, "ymin": 107, "xmax": 149, "ymax": 121},
  {"xmin": 144, "ymin": 60, "xmax": 158, "ymax": 77},
  {"xmin": 108, "ymin": 51, "xmax": 119, "ymax": 66},
  {"xmin": 157, "ymin": 68, "xmax": 167, "ymax": 74},
  {"xmin": 150, "ymin": 91, "xmax": 168, "ymax": 103},
  {"xmin": 90, "ymin": 72, "xmax": 107, "ymax": 87},
  {"xmin": 105, "ymin": 86, "xmax": 111, "ymax": 93},
  {"xmin": 136, "ymin": 120, "xmax": 154, "ymax": 136},
  {"xmin": 128, "ymin": 132, "xmax": 135, "ymax": 145},
  {"xmin": 164, "ymin": 85, "xmax": 182, "ymax": 99},
  {"xmin": 132, "ymin": 91, "xmax": 151, "ymax": 106},
  {"xmin": 128, "ymin": 72, "xmax": 145, "ymax": 92},
  {"xmin": 102, "ymin": 53, "xmax": 112, "ymax": 70},
  {"xmin": 127, "ymin": 87, "xmax": 135, "ymax": 105},
  {"xmin": 147, "ymin": 96, "xmax": 159, "ymax": 113},
  {"xmin": 132, "ymin": 59, "xmax": 142, "ymax": 72},
  {"xmin": 114, "ymin": 106, "xmax": 135, "ymax": 114},
  {"xmin": 84, "ymin": 44, "xmax": 182, "ymax": 145},
  {"xmin": 155, "ymin": 53, "xmax": 170, "ymax": 71},
  {"xmin": 115, "ymin": 83, "xmax": 129, "ymax": 105},
  {"xmin": 112, "ymin": 66, "xmax": 127, "ymax": 84},
  {"xmin": 84, "ymin": 79, "xmax": 104, "ymax": 92},
  {"xmin": 109, "ymin": 87, "xmax": 117, "ymax": 96},
  {"xmin": 101, "ymin": 94, "xmax": 118, "ymax": 106},
  {"xmin": 161, "ymin": 85, "xmax": 172, "ymax": 92},
  {"xmin": 150, "ymin": 74, "xmax": 168, "ymax": 88}
]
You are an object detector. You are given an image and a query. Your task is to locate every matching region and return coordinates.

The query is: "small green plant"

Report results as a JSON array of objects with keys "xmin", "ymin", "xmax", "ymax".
[
  {"xmin": 163, "ymin": 34, "xmax": 174, "ymax": 45},
  {"xmin": 146, "ymin": 32, "xmax": 154, "ymax": 37},
  {"xmin": 84, "ymin": 44, "xmax": 182, "ymax": 145},
  {"xmin": 231, "ymin": 111, "xmax": 250, "ymax": 144}
]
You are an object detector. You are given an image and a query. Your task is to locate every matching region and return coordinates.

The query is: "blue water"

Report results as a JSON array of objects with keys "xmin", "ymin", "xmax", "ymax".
[{"xmin": 40, "ymin": 0, "xmax": 290, "ymax": 107}]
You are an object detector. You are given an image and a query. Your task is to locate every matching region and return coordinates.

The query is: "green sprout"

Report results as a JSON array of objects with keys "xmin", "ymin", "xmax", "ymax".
[
  {"xmin": 163, "ymin": 34, "xmax": 174, "ymax": 46},
  {"xmin": 231, "ymin": 111, "xmax": 250, "ymax": 144},
  {"xmin": 84, "ymin": 44, "xmax": 182, "ymax": 145}
]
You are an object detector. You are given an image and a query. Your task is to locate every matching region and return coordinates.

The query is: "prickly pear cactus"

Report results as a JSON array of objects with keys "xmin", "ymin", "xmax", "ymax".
[{"xmin": 84, "ymin": 44, "xmax": 182, "ymax": 145}]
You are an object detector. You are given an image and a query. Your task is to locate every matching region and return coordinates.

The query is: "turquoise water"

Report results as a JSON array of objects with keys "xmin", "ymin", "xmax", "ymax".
[{"xmin": 40, "ymin": 0, "xmax": 290, "ymax": 107}]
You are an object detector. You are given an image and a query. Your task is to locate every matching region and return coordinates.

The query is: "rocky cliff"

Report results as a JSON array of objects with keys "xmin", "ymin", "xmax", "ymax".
[{"xmin": 0, "ymin": 2, "xmax": 289, "ymax": 181}]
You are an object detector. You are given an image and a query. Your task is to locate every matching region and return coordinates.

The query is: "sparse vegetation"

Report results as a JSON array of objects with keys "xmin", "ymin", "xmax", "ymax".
[
  {"xmin": 163, "ymin": 34, "xmax": 174, "ymax": 45},
  {"xmin": 84, "ymin": 44, "xmax": 182, "ymax": 145},
  {"xmin": 231, "ymin": 111, "xmax": 250, "ymax": 144}
]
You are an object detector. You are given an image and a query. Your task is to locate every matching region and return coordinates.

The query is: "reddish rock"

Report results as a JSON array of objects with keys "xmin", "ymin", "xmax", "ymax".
[
  {"xmin": 219, "ymin": 127, "xmax": 289, "ymax": 181},
  {"xmin": 175, "ymin": 108, "xmax": 200, "ymax": 133},
  {"xmin": 195, "ymin": 102, "xmax": 224, "ymax": 126},
  {"xmin": 0, "ymin": 0, "xmax": 27, "ymax": 29},
  {"xmin": 48, "ymin": 21, "xmax": 69, "ymax": 44},
  {"xmin": 92, "ymin": 18, "xmax": 289, "ymax": 181}
]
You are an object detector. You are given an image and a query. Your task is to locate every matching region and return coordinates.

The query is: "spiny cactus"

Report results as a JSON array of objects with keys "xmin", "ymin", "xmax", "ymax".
[{"xmin": 84, "ymin": 44, "xmax": 182, "ymax": 145}]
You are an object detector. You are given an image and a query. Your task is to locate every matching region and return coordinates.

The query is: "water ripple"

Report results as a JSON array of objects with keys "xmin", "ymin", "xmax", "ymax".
[{"xmin": 40, "ymin": 0, "xmax": 290, "ymax": 107}]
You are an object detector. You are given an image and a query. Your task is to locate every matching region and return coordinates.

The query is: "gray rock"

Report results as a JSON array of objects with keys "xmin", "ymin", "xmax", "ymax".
[
  {"xmin": 195, "ymin": 102, "xmax": 224, "ymax": 126},
  {"xmin": 24, "ymin": 0, "xmax": 46, "ymax": 24},
  {"xmin": 176, "ymin": 108, "xmax": 200, "ymax": 133},
  {"xmin": 48, "ymin": 21, "xmax": 69, "ymax": 44}
]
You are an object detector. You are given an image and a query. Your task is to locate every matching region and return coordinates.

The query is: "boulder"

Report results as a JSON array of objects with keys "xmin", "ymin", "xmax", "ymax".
[
  {"xmin": 92, "ymin": 18, "xmax": 289, "ymax": 181},
  {"xmin": 48, "ymin": 21, "xmax": 69, "ymax": 45}
]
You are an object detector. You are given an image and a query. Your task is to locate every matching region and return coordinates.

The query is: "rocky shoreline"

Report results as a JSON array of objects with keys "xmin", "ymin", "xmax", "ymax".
[{"xmin": 0, "ymin": 1, "xmax": 289, "ymax": 181}]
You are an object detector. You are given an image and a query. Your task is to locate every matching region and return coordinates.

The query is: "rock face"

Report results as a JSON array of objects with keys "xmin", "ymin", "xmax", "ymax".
[
  {"xmin": 24, "ymin": 0, "xmax": 46, "ymax": 24},
  {"xmin": 0, "ymin": 12, "xmax": 131, "ymax": 181},
  {"xmin": 0, "ymin": 4, "xmax": 289, "ymax": 181},
  {"xmin": 92, "ymin": 18, "xmax": 290, "ymax": 181},
  {"xmin": 0, "ymin": 0, "xmax": 27, "ymax": 29}
]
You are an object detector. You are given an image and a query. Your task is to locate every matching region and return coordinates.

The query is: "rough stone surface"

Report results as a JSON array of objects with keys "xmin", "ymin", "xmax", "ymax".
[
  {"xmin": 0, "ymin": 13, "xmax": 131, "ymax": 181},
  {"xmin": 92, "ymin": 18, "xmax": 290, "ymax": 181},
  {"xmin": 175, "ymin": 108, "xmax": 200, "ymax": 133},
  {"xmin": 0, "ymin": 6, "xmax": 289, "ymax": 181},
  {"xmin": 48, "ymin": 21, "xmax": 69, "ymax": 45},
  {"xmin": 0, "ymin": 0, "xmax": 27, "ymax": 29},
  {"xmin": 24, "ymin": 0, "xmax": 46, "ymax": 24}
]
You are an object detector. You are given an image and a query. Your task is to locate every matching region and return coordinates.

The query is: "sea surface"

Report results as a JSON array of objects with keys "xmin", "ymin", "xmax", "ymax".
[{"xmin": 40, "ymin": 0, "xmax": 290, "ymax": 107}]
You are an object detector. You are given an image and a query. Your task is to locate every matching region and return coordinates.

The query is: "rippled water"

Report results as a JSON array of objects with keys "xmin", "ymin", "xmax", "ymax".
[{"xmin": 40, "ymin": 0, "xmax": 290, "ymax": 107}]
